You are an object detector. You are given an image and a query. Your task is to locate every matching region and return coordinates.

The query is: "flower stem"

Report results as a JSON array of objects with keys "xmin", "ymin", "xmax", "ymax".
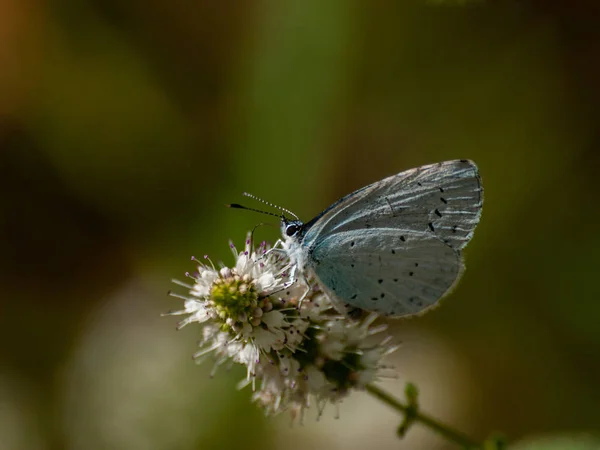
[{"xmin": 365, "ymin": 383, "xmax": 481, "ymax": 449}]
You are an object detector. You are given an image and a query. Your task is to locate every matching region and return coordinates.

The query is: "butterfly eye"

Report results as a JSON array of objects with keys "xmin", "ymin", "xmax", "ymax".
[{"xmin": 285, "ymin": 224, "xmax": 299, "ymax": 237}]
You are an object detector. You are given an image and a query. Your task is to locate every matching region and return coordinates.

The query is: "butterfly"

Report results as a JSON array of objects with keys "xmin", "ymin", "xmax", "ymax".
[{"xmin": 230, "ymin": 160, "xmax": 483, "ymax": 317}]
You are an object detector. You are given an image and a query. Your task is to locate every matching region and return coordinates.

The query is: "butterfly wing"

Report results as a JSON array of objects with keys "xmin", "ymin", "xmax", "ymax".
[
  {"xmin": 310, "ymin": 229, "xmax": 463, "ymax": 316},
  {"xmin": 301, "ymin": 160, "xmax": 482, "ymax": 317},
  {"xmin": 302, "ymin": 160, "xmax": 482, "ymax": 251}
]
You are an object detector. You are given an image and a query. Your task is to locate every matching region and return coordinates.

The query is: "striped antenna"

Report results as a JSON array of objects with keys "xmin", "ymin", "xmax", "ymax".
[
  {"xmin": 242, "ymin": 192, "xmax": 299, "ymax": 220},
  {"xmin": 226, "ymin": 203, "xmax": 281, "ymax": 218}
]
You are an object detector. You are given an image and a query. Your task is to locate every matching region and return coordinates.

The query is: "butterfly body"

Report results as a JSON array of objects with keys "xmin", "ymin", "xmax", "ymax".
[{"xmin": 279, "ymin": 159, "xmax": 483, "ymax": 318}]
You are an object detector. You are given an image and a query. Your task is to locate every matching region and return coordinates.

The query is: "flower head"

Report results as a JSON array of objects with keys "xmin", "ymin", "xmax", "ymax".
[
  {"xmin": 250, "ymin": 307, "xmax": 397, "ymax": 418},
  {"xmin": 167, "ymin": 232, "xmax": 397, "ymax": 419}
]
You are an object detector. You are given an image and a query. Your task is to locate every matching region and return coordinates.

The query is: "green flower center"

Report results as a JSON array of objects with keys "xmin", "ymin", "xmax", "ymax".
[{"xmin": 210, "ymin": 275, "xmax": 259, "ymax": 322}]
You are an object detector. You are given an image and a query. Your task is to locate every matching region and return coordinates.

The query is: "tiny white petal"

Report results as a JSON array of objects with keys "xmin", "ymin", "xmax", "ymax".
[
  {"xmin": 240, "ymin": 322, "xmax": 253, "ymax": 338},
  {"xmin": 305, "ymin": 366, "xmax": 328, "ymax": 392},
  {"xmin": 262, "ymin": 310, "xmax": 285, "ymax": 328},
  {"xmin": 253, "ymin": 327, "xmax": 285, "ymax": 352}
]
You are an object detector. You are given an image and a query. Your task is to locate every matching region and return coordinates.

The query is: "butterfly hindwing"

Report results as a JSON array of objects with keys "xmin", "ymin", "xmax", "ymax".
[{"xmin": 310, "ymin": 229, "xmax": 463, "ymax": 317}]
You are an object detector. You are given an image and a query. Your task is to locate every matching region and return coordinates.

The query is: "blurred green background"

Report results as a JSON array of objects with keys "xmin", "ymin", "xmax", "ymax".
[{"xmin": 1, "ymin": 0, "xmax": 599, "ymax": 449}]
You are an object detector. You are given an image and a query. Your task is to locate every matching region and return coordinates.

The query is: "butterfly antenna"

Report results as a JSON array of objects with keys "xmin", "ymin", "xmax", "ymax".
[
  {"xmin": 243, "ymin": 192, "xmax": 299, "ymax": 220},
  {"xmin": 226, "ymin": 203, "xmax": 281, "ymax": 218}
]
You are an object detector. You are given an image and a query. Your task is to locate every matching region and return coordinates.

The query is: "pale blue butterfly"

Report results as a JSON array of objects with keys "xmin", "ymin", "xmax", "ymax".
[{"xmin": 231, "ymin": 160, "xmax": 483, "ymax": 317}]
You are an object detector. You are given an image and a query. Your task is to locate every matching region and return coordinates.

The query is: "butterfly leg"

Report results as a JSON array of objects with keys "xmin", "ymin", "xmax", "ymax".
[
  {"xmin": 285, "ymin": 265, "xmax": 312, "ymax": 309},
  {"xmin": 261, "ymin": 239, "xmax": 284, "ymax": 258},
  {"xmin": 296, "ymin": 276, "xmax": 311, "ymax": 309},
  {"xmin": 260, "ymin": 263, "xmax": 302, "ymax": 301},
  {"xmin": 259, "ymin": 241, "xmax": 289, "ymax": 272},
  {"xmin": 282, "ymin": 262, "xmax": 297, "ymax": 289},
  {"xmin": 267, "ymin": 262, "xmax": 310, "ymax": 309}
]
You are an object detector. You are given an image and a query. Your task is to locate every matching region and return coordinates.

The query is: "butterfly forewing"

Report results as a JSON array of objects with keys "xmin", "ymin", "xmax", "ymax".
[{"xmin": 303, "ymin": 160, "xmax": 482, "ymax": 251}]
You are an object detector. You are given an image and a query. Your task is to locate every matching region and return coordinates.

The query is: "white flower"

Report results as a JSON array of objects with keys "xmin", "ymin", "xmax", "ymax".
[
  {"xmin": 166, "ymin": 234, "xmax": 301, "ymax": 373},
  {"xmin": 247, "ymin": 309, "xmax": 397, "ymax": 419},
  {"xmin": 166, "ymin": 232, "xmax": 397, "ymax": 419}
]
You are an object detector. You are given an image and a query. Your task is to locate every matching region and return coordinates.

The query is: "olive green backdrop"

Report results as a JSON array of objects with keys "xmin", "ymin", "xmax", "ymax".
[{"xmin": 1, "ymin": 1, "xmax": 599, "ymax": 449}]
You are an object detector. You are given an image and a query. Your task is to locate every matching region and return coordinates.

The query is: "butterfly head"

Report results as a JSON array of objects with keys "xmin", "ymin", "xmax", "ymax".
[
  {"xmin": 280, "ymin": 216, "xmax": 307, "ymax": 267},
  {"xmin": 281, "ymin": 217, "xmax": 303, "ymax": 241},
  {"xmin": 227, "ymin": 193, "xmax": 304, "ymax": 243}
]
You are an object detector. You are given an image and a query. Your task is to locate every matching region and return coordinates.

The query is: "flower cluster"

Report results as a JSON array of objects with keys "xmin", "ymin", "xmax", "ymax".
[{"xmin": 166, "ymin": 233, "xmax": 397, "ymax": 418}]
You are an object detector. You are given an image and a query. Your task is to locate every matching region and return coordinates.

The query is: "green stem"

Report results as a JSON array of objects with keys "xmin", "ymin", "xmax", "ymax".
[{"xmin": 365, "ymin": 383, "xmax": 481, "ymax": 449}]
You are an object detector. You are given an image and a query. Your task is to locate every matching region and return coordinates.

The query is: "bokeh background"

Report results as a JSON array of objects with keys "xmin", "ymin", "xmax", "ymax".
[{"xmin": 1, "ymin": 0, "xmax": 600, "ymax": 449}]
